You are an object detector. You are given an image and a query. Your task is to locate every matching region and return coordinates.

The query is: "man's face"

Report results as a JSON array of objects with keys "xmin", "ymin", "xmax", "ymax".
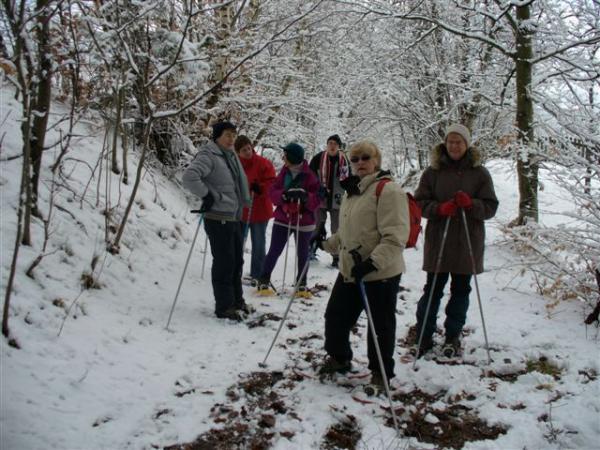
[
  {"xmin": 326, "ymin": 140, "xmax": 340, "ymax": 156},
  {"xmin": 446, "ymin": 133, "xmax": 467, "ymax": 161},
  {"xmin": 216, "ymin": 129, "xmax": 237, "ymax": 150},
  {"xmin": 238, "ymin": 143, "xmax": 253, "ymax": 160}
]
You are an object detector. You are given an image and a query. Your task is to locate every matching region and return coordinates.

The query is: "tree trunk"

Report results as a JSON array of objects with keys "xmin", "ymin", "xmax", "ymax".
[
  {"xmin": 111, "ymin": 86, "xmax": 123, "ymax": 175},
  {"xmin": 29, "ymin": 0, "xmax": 53, "ymax": 218},
  {"xmin": 514, "ymin": 4, "xmax": 538, "ymax": 224}
]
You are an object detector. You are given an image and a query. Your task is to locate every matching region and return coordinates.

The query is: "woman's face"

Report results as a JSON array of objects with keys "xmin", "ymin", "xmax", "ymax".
[
  {"xmin": 350, "ymin": 152, "xmax": 377, "ymax": 178},
  {"xmin": 446, "ymin": 133, "xmax": 468, "ymax": 160},
  {"xmin": 238, "ymin": 143, "xmax": 253, "ymax": 160}
]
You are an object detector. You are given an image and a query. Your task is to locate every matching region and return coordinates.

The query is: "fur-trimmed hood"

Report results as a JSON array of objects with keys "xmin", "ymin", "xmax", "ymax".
[{"xmin": 430, "ymin": 143, "xmax": 482, "ymax": 170}]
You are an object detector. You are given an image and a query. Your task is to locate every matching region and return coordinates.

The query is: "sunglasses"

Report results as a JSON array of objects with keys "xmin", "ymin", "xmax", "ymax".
[{"xmin": 350, "ymin": 154, "xmax": 372, "ymax": 163}]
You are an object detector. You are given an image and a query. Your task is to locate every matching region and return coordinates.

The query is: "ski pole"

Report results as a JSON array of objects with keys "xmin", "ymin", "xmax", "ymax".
[
  {"xmin": 166, "ymin": 213, "xmax": 204, "ymax": 330},
  {"xmin": 293, "ymin": 199, "xmax": 301, "ymax": 280},
  {"xmin": 261, "ymin": 242, "xmax": 315, "ymax": 367},
  {"xmin": 460, "ymin": 208, "xmax": 492, "ymax": 364},
  {"xmin": 280, "ymin": 218, "xmax": 293, "ymax": 293},
  {"xmin": 200, "ymin": 234, "xmax": 209, "ymax": 279},
  {"xmin": 358, "ymin": 278, "xmax": 401, "ymax": 435},
  {"xmin": 413, "ymin": 216, "xmax": 451, "ymax": 371},
  {"xmin": 242, "ymin": 192, "xmax": 255, "ymax": 253}
]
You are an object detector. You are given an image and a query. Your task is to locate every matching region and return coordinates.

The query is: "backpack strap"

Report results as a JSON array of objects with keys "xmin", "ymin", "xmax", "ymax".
[{"xmin": 375, "ymin": 179, "xmax": 392, "ymax": 198}]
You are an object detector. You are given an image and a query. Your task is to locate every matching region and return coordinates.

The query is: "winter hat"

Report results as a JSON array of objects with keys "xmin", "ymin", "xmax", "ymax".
[
  {"xmin": 234, "ymin": 135, "xmax": 252, "ymax": 152},
  {"xmin": 212, "ymin": 121, "xmax": 236, "ymax": 141},
  {"xmin": 444, "ymin": 124, "xmax": 471, "ymax": 148},
  {"xmin": 327, "ymin": 134, "xmax": 342, "ymax": 147},
  {"xmin": 280, "ymin": 142, "xmax": 305, "ymax": 165}
]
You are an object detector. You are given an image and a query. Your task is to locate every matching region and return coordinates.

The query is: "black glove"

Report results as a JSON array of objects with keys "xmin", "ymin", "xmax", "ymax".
[
  {"xmin": 351, "ymin": 258, "xmax": 377, "ymax": 280},
  {"xmin": 284, "ymin": 188, "xmax": 308, "ymax": 204},
  {"xmin": 250, "ymin": 182, "xmax": 261, "ymax": 195},
  {"xmin": 199, "ymin": 192, "xmax": 215, "ymax": 213},
  {"xmin": 310, "ymin": 234, "xmax": 325, "ymax": 250},
  {"xmin": 340, "ymin": 175, "xmax": 360, "ymax": 197}
]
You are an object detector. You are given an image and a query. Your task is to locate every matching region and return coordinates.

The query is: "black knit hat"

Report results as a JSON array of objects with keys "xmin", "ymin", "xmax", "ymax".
[
  {"xmin": 280, "ymin": 142, "xmax": 305, "ymax": 165},
  {"xmin": 327, "ymin": 134, "xmax": 342, "ymax": 146},
  {"xmin": 212, "ymin": 121, "xmax": 236, "ymax": 141}
]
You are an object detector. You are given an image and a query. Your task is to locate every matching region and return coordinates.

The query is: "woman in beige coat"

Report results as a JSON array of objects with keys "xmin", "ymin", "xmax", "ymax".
[{"xmin": 315, "ymin": 140, "xmax": 410, "ymax": 389}]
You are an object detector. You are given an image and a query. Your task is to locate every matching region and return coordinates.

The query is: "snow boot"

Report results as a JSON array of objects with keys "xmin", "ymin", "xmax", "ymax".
[
  {"xmin": 318, "ymin": 356, "xmax": 352, "ymax": 375},
  {"xmin": 216, "ymin": 307, "xmax": 244, "ymax": 322},
  {"xmin": 363, "ymin": 372, "xmax": 385, "ymax": 396},
  {"xmin": 441, "ymin": 336, "xmax": 461, "ymax": 358}
]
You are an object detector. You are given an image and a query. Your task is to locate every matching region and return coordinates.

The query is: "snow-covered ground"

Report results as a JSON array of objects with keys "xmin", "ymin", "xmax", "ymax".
[{"xmin": 1, "ymin": 87, "xmax": 599, "ymax": 449}]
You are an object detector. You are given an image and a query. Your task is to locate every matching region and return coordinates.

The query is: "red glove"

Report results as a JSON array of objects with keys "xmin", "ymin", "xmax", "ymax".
[
  {"xmin": 437, "ymin": 200, "xmax": 457, "ymax": 217},
  {"xmin": 454, "ymin": 191, "xmax": 473, "ymax": 209}
]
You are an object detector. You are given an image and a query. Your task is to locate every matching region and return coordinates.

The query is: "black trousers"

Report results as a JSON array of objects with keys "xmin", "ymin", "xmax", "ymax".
[
  {"xmin": 204, "ymin": 218, "xmax": 244, "ymax": 316},
  {"xmin": 324, "ymin": 273, "xmax": 401, "ymax": 378},
  {"xmin": 416, "ymin": 272, "xmax": 472, "ymax": 340}
]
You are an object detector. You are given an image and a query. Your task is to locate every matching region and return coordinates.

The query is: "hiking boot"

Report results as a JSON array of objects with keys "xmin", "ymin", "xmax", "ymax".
[
  {"xmin": 442, "ymin": 336, "xmax": 461, "ymax": 358},
  {"xmin": 234, "ymin": 301, "xmax": 255, "ymax": 315},
  {"xmin": 216, "ymin": 308, "xmax": 244, "ymax": 322},
  {"xmin": 295, "ymin": 286, "xmax": 312, "ymax": 299},
  {"xmin": 363, "ymin": 372, "xmax": 385, "ymax": 396},
  {"xmin": 318, "ymin": 356, "xmax": 352, "ymax": 375},
  {"xmin": 257, "ymin": 283, "xmax": 276, "ymax": 296},
  {"xmin": 409, "ymin": 336, "xmax": 434, "ymax": 359}
]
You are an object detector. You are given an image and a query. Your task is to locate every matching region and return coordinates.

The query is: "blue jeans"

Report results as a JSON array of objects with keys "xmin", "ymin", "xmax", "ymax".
[{"xmin": 246, "ymin": 222, "xmax": 268, "ymax": 279}]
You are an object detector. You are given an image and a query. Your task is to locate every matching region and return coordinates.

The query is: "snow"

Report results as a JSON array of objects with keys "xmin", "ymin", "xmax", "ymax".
[{"xmin": 1, "ymin": 86, "xmax": 599, "ymax": 449}]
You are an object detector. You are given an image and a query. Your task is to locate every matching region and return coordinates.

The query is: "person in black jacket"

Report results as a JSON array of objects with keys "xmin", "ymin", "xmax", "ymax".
[{"xmin": 308, "ymin": 134, "xmax": 350, "ymax": 267}]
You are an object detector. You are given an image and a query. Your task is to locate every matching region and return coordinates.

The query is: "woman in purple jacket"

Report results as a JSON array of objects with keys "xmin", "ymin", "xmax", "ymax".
[{"xmin": 257, "ymin": 143, "xmax": 320, "ymax": 297}]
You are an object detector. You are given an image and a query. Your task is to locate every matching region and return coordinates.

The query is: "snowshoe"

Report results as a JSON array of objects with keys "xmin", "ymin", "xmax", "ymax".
[
  {"xmin": 242, "ymin": 276, "xmax": 258, "ymax": 287},
  {"xmin": 363, "ymin": 372, "xmax": 384, "ymax": 397},
  {"xmin": 441, "ymin": 336, "xmax": 462, "ymax": 358},
  {"xmin": 295, "ymin": 286, "xmax": 312, "ymax": 299},
  {"xmin": 408, "ymin": 336, "xmax": 434, "ymax": 359},
  {"xmin": 257, "ymin": 284, "xmax": 276, "ymax": 297}
]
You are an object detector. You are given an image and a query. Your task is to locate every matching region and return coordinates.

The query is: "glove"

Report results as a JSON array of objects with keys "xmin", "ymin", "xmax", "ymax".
[
  {"xmin": 340, "ymin": 175, "xmax": 360, "ymax": 197},
  {"xmin": 454, "ymin": 191, "xmax": 473, "ymax": 209},
  {"xmin": 351, "ymin": 258, "xmax": 377, "ymax": 280},
  {"xmin": 437, "ymin": 200, "xmax": 457, "ymax": 217},
  {"xmin": 284, "ymin": 188, "xmax": 308, "ymax": 204},
  {"xmin": 199, "ymin": 192, "xmax": 215, "ymax": 213},
  {"xmin": 250, "ymin": 182, "xmax": 262, "ymax": 195},
  {"xmin": 310, "ymin": 234, "xmax": 324, "ymax": 250}
]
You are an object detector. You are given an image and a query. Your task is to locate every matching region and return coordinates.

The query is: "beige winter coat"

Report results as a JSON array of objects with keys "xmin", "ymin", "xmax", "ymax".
[{"xmin": 323, "ymin": 170, "xmax": 410, "ymax": 283}]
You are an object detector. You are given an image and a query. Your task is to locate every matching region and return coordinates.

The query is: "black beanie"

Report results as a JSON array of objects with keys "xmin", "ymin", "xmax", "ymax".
[
  {"xmin": 212, "ymin": 121, "xmax": 236, "ymax": 141},
  {"xmin": 327, "ymin": 134, "xmax": 342, "ymax": 146}
]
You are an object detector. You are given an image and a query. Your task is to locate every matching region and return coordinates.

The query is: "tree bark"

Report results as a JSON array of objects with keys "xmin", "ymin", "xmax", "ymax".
[{"xmin": 514, "ymin": 3, "xmax": 538, "ymax": 224}]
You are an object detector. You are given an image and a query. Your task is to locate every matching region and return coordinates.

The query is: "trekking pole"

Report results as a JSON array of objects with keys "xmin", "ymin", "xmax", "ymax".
[
  {"xmin": 460, "ymin": 208, "xmax": 492, "ymax": 364},
  {"xmin": 200, "ymin": 234, "xmax": 209, "ymax": 280},
  {"xmin": 293, "ymin": 199, "xmax": 301, "ymax": 280},
  {"xmin": 260, "ymin": 242, "xmax": 315, "ymax": 368},
  {"xmin": 280, "ymin": 217, "xmax": 293, "ymax": 293},
  {"xmin": 242, "ymin": 192, "xmax": 255, "ymax": 253},
  {"xmin": 413, "ymin": 216, "xmax": 451, "ymax": 371},
  {"xmin": 166, "ymin": 212, "xmax": 204, "ymax": 330},
  {"xmin": 349, "ymin": 248, "xmax": 401, "ymax": 435}
]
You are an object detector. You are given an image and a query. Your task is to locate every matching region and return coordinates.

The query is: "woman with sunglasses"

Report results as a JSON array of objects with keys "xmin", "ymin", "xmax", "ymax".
[{"xmin": 315, "ymin": 140, "xmax": 410, "ymax": 393}]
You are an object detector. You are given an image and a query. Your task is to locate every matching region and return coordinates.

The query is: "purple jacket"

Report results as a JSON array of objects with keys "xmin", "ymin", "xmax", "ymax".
[{"xmin": 270, "ymin": 160, "xmax": 320, "ymax": 227}]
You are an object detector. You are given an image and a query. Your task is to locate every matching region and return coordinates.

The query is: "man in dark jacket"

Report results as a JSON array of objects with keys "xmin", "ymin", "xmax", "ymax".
[
  {"xmin": 309, "ymin": 134, "xmax": 350, "ymax": 267},
  {"xmin": 413, "ymin": 124, "xmax": 498, "ymax": 357},
  {"xmin": 183, "ymin": 121, "xmax": 252, "ymax": 321}
]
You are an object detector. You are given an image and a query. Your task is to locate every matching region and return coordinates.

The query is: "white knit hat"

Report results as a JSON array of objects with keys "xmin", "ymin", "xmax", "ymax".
[{"xmin": 445, "ymin": 124, "xmax": 471, "ymax": 148}]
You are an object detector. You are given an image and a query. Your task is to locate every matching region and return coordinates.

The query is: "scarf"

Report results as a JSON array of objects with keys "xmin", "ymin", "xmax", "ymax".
[
  {"xmin": 319, "ymin": 151, "xmax": 349, "ymax": 189},
  {"xmin": 221, "ymin": 147, "xmax": 252, "ymax": 208}
]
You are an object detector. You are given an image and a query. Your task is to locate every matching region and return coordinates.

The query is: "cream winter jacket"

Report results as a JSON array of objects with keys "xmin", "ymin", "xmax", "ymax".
[{"xmin": 323, "ymin": 170, "xmax": 410, "ymax": 283}]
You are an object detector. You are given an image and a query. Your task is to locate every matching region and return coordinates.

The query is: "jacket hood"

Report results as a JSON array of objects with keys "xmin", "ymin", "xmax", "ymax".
[{"xmin": 430, "ymin": 143, "xmax": 482, "ymax": 170}]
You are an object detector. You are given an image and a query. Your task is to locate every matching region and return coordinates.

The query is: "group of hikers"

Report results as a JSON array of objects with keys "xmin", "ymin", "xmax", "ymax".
[{"xmin": 182, "ymin": 121, "xmax": 498, "ymax": 392}]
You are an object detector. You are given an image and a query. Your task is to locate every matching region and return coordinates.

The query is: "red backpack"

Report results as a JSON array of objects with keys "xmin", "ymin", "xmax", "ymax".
[{"xmin": 376, "ymin": 179, "xmax": 422, "ymax": 249}]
